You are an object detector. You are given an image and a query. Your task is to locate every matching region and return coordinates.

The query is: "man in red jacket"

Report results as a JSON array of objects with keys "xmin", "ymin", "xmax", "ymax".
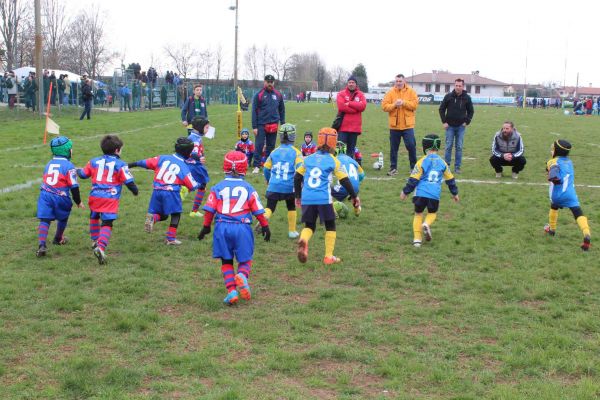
[{"xmin": 336, "ymin": 76, "xmax": 367, "ymax": 159}]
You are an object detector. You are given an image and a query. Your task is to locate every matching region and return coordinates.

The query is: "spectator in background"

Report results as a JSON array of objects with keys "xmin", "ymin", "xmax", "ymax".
[
  {"xmin": 79, "ymin": 77, "xmax": 93, "ymax": 120},
  {"xmin": 49, "ymin": 71, "xmax": 57, "ymax": 105},
  {"xmin": 439, "ymin": 78, "xmax": 474, "ymax": 174},
  {"xmin": 6, "ymin": 71, "xmax": 17, "ymax": 109},
  {"xmin": 132, "ymin": 79, "xmax": 140, "ymax": 110},
  {"xmin": 0, "ymin": 72, "xmax": 6, "ymax": 103},
  {"xmin": 24, "ymin": 72, "xmax": 38, "ymax": 111},
  {"xmin": 63, "ymin": 74, "xmax": 71, "ymax": 105},
  {"xmin": 489, "ymin": 121, "xmax": 526, "ymax": 179},
  {"xmin": 585, "ymin": 97, "xmax": 593, "ymax": 115},
  {"xmin": 336, "ymin": 75, "xmax": 367, "ymax": 160},
  {"xmin": 160, "ymin": 85, "xmax": 167, "ymax": 107},
  {"xmin": 381, "ymin": 73, "xmax": 419, "ymax": 175},
  {"xmin": 119, "ymin": 83, "xmax": 131, "ymax": 111},
  {"xmin": 43, "ymin": 70, "xmax": 50, "ymax": 105}
]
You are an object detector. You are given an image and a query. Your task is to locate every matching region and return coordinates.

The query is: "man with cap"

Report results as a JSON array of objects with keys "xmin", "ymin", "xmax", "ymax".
[
  {"xmin": 251, "ymin": 74, "xmax": 285, "ymax": 174},
  {"xmin": 335, "ymin": 76, "xmax": 367, "ymax": 160},
  {"xmin": 80, "ymin": 75, "xmax": 94, "ymax": 120}
]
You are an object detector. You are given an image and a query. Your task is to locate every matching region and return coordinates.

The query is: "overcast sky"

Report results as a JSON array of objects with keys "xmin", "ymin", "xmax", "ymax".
[{"xmin": 63, "ymin": 0, "xmax": 598, "ymax": 87}]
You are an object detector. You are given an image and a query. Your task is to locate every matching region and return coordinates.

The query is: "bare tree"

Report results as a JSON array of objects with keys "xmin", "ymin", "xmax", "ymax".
[
  {"xmin": 269, "ymin": 48, "xmax": 293, "ymax": 81},
  {"xmin": 214, "ymin": 43, "xmax": 224, "ymax": 83},
  {"xmin": 0, "ymin": 0, "xmax": 29, "ymax": 70},
  {"xmin": 43, "ymin": 0, "xmax": 69, "ymax": 69},
  {"xmin": 244, "ymin": 44, "xmax": 259, "ymax": 80},
  {"xmin": 330, "ymin": 65, "xmax": 350, "ymax": 91},
  {"xmin": 199, "ymin": 48, "xmax": 213, "ymax": 80},
  {"xmin": 13, "ymin": 5, "xmax": 33, "ymax": 68},
  {"xmin": 260, "ymin": 44, "xmax": 270, "ymax": 78},
  {"xmin": 164, "ymin": 42, "xmax": 196, "ymax": 79},
  {"xmin": 84, "ymin": 7, "xmax": 111, "ymax": 78}
]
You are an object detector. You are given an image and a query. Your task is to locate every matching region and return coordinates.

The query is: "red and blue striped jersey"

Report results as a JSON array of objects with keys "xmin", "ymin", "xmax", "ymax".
[
  {"xmin": 235, "ymin": 139, "xmax": 255, "ymax": 157},
  {"xmin": 186, "ymin": 130, "xmax": 205, "ymax": 165},
  {"xmin": 79, "ymin": 155, "xmax": 134, "ymax": 213},
  {"xmin": 40, "ymin": 156, "xmax": 79, "ymax": 197},
  {"xmin": 203, "ymin": 177, "xmax": 265, "ymax": 224},
  {"xmin": 301, "ymin": 142, "xmax": 317, "ymax": 157},
  {"xmin": 137, "ymin": 154, "xmax": 198, "ymax": 192}
]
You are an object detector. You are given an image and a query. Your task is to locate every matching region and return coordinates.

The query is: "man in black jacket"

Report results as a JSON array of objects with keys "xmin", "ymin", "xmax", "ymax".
[
  {"xmin": 438, "ymin": 78, "xmax": 474, "ymax": 174},
  {"xmin": 80, "ymin": 77, "xmax": 93, "ymax": 120}
]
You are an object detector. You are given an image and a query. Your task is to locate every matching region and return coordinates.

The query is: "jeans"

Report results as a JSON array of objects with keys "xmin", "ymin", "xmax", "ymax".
[
  {"xmin": 337, "ymin": 132, "xmax": 359, "ymax": 159},
  {"xmin": 252, "ymin": 126, "xmax": 277, "ymax": 167},
  {"xmin": 80, "ymin": 99, "xmax": 92, "ymax": 120},
  {"xmin": 444, "ymin": 125, "xmax": 466, "ymax": 170},
  {"xmin": 389, "ymin": 128, "xmax": 417, "ymax": 170}
]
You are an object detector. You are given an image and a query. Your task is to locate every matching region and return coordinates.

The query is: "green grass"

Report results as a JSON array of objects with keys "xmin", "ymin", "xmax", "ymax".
[{"xmin": 0, "ymin": 102, "xmax": 599, "ymax": 399}]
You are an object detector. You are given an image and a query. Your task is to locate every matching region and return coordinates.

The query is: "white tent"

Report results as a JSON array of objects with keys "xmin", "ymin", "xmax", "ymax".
[{"xmin": 12, "ymin": 66, "xmax": 87, "ymax": 84}]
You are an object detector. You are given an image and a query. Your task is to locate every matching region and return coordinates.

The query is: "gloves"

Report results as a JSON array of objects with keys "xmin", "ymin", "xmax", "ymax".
[
  {"xmin": 127, "ymin": 162, "xmax": 137, "ymax": 169},
  {"xmin": 352, "ymin": 196, "xmax": 361, "ymax": 209},
  {"xmin": 197, "ymin": 225, "xmax": 211, "ymax": 241},
  {"xmin": 261, "ymin": 225, "xmax": 271, "ymax": 242}
]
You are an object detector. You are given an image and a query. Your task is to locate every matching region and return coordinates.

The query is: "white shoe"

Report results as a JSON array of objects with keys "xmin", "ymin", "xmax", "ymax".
[
  {"xmin": 422, "ymin": 223, "xmax": 432, "ymax": 242},
  {"xmin": 144, "ymin": 213, "xmax": 154, "ymax": 233},
  {"xmin": 94, "ymin": 247, "xmax": 107, "ymax": 264},
  {"xmin": 512, "ymin": 172, "xmax": 519, "ymax": 179},
  {"xmin": 413, "ymin": 240, "xmax": 422, "ymax": 248},
  {"xmin": 165, "ymin": 239, "xmax": 182, "ymax": 246},
  {"xmin": 252, "ymin": 167, "xmax": 260, "ymax": 174},
  {"xmin": 288, "ymin": 231, "xmax": 300, "ymax": 239},
  {"xmin": 495, "ymin": 172, "xmax": 502, "ymax": 178}
]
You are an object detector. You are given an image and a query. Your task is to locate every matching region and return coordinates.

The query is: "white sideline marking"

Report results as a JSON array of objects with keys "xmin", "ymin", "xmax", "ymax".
[
  {"xmin": 364, "ymin": 176, "xmax": 600, "ymax": 189},
  {"xmin": 1, "ymin": 178, "xmax": 42, "ymax": 194},
  {"xmin": 549, "ymin": 132, "xmax": 561, "ymax": 136}
]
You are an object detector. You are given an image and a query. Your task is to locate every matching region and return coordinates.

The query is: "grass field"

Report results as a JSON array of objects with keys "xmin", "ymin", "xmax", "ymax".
[{"xmin": 0, "ymin": 102, "xmax": 599, "ymax": 399}]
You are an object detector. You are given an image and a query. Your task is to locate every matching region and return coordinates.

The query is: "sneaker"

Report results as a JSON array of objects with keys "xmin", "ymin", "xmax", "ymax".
[
  {"xmin": 413, "ymin": 240, "xmax": 422, "ymax": 248},
  {"xmin": 323, "ymin": 255, "xmax": 342, "ymax": 265},
  {"xmin": 52, "ymin": 236, "xmax": 68, "ymax": 245},
  {"xmin": 495, "ymin": 172, "xmax": 503, "ymax": 178},
  {"xmin": 386, "ymin": 168, "xmax": 398, "ymax": 176},
  {"xmin": 91, "ymin": 241, "xmax": 98, "ymax": 250},
  {"xmin": 223, "ymin": 290, "xmax": 239, "ymax": 305},
  {"xmin": 422, "ymin": 223, "xmax": 432, "ymax": 242},
  {"xmin": 454, "ymin": 168, "xmax": 461, "ymax": 175},
  {"xmin": 544, "ymin": 224, "xmax": 556, "ymax": 236},
  {"xmin": 512, "ymin": 172, "xmax": 519, "ymax": 179},
  {"xmin": 36, "ymin": 245, "xmax": 47, "ymax": 257},
  {"xmin": 288, "ymin": 231, "xmax": 299, "ymax": 239},
  {"xmin": 165, "ymin": 239, "xmax": 182, "ymax": 246},
  {"xmin": 234, "ymin": 273, "xmax": 251, "ymax": 300},
  {"xmin": 94, "ymin": 247, "xmax": 107, "ymax": 265},
  {"xmin": 189, "ymin": 210, "xmax": 203, "ymax": 218},
  {"xmin": 144, "ymin": 213, "xmax": 154, "ymax": 233},
  {"xmin": 297, "ymin": 238, "xmax": 309, "ymax": 263},
  {"xmin": 252, "ymin": 167, "xmax": 260, "ymax": 174},
  {"xmin": 180, "ymin": 186, "xmax": 189, "ymax": 200},
  {"xmin": 581, "ymin": 235, "xmax": 591, "ymax": 251}
]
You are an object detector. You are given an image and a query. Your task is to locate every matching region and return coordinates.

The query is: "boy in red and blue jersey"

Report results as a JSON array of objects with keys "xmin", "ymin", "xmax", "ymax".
[
  {"xmin": 186, "ymin": 117, "xmax": 211, "ymax": 218},
  {"xmin": 198, "ymin": 151, "xmax": 271, "ymax": 305},
  {"xmin": 129, "ymin": 137, "xmax": 199, "ymax": 245},
  {"xmin": 235, "ymin": 128, "xmax": 255, "ymax": 166},
  {"xmin": 78, "ymin": 135, "xmax": 138, "ymax": 264},
  {"xmin": 301, "ymin": 131, "xmax": 317, "ymax": 157},
  {"xmin": 36, "ymin": 136, "xmax": 84, "ymax": 257},
  {"xmin": 400, "ymin": 134, "xmax": 459, "ymax": 247}
]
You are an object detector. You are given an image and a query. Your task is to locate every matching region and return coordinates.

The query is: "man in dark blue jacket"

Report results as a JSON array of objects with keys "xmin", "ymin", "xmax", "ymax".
[
  {"xmin": 181, "ymin": 84, "xmax": 208, "ymax": 132},
  {"xmin": 251, "ymin": 74, "xmax": 285, "ymax": 173}
]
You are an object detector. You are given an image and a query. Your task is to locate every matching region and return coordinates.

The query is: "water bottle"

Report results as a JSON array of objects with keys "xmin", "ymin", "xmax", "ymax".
[{"xmin": 378, "ymin": 152, "xmax": 384, "ymax": 170}]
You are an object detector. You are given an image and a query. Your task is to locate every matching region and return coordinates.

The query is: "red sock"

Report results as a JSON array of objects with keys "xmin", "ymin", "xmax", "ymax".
[
  {"xmin": 166, "ymin": 226, "xmax": 177, "ymax": 242},
  {"xmin": 238, "ymin": 260, "xmax": 252, "ymax": 279},
  {"xmin": 221, "ymin": 264, "xmax": 236, "ymax": 292},
  {"xmin": 98, "ymin": 225, "xmax": 112, "ymax": 251}
]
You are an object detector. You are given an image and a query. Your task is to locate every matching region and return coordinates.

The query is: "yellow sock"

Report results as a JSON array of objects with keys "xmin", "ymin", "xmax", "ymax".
[
  {"xmin": 549, "ymin": 209, "xmax": 558, "ymax": 231},
  {"xmin": 300, "ymin": 228, "xmax": 313, "ymax": 242},
  {"xmin": 325, "ymin": 231, "xmax": 336, "ymax": 258},
  {"xmin": 287, "ymin": 210, "xmax": 297, "ymax": 232},
  {"xmin": 264, "ymin": 208, "xmax": 272, "ymax": 219},
  {"xmin": 413, "ymin": 214, "xmax": 423, "ymax": 242},
  {"xmin": 425, "ymin": 212, "xmax": 437, "ymax": 226},
  {"xmin": 576, "ymin": 216, "xmax": 591, "ymax": 237}
]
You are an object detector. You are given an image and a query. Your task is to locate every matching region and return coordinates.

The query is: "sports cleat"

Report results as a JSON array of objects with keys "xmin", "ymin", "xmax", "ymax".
[
  {"xmin": 581, "ymin": 235, "xmax": 591, "ymax": 251},
  {"xmin": 252, "ymin": 167, "xmax": 260, "ymax": 174},
  {"xmin": 386, "ymin": 168, "xmax": 398, "ymax": 176},
  {"xmin": 297, "ymin": 238, "xmax": 309, "ymax": 263},
  {"xmin": 413, "ymin": 240, "xmax": 422, "ymax": 248},
  {"xmin": 544, "ymin": 224, "xmax": 556, "ymax": 236},
  {"xmin": 165, "ymin": 239, "xmax": 182, "ymax": 246},
  {"xmin": 52, "ymin": 236, "xmax": 68, "ymax": 245},
  {"xmin": 144, "ymin": 213, "xmax": 154, "ymax": 233},
  {"xmin": 288, "ymin": 231, "xmax": 299, "ymax": 239},
  {"xmin": 354, "ymin": 205, "xmax": 361, "ymax": 217},
  {"xmin": 180, "ymin": 186, "xmax": 189, "ymax": 200},
  {"xmin": 91, "ymin": 241, "xmax": 98, "ymax": 250},
  {"xmin": 234, "ymin": 273, "xmax": 251, "ymax": 300},
  {"xmin": 422, "ymin": 223, "xmax": 432, "ymax": 242},
  {"xmin": 454, "ymin": 168, "xmax": 461, "ymax": 175},
  {"xmin": 512, "ymin": 172, "xmax": 519, "ymax": 179},
  {"xmin": 36, "ymin": 245, "xmax": 48, "ymax": 257},
  {"xmin": 94, "ymin": 247, "xmax": 107, "ymax": 265},
  {"xmin": 223, "ymin": 290, "xmax": 239, "ymax": 305},
  {"xmin": 189, "ymin": 210, "xmax": 204, "ymax": 218},
  {"xmin": 323, "ymin": 255, "xmax": 342, "ymax": 265},
  {"xmin": 495, "ymin": 172, "xmax": 502, "ymax": 178}
]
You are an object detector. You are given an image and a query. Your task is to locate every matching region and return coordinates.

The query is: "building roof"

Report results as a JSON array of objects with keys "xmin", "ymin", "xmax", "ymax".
[
  {"xmin": 562, "ymin": 86, "xmax": 600, "ymax": 96},
  {"xmin": 405, "ymin": 72, "xmax": 508, "ymax": 86}
]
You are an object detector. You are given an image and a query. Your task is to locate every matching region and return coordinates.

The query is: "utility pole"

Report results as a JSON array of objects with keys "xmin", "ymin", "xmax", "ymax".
[
  {"xmin": 34, "ymin": 0, "xmax": 43, "ymax": 117},
  {"xmin": 233, "ymin": 0, "xmax": 239, "ymax": 92}
]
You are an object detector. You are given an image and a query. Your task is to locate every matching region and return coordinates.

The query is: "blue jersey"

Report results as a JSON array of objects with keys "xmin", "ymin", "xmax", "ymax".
[
  {"xmin": 204, "ymin": 177, "xmax": 265, "ymax": 224},
  {"xmin": 409, "ymin": 153, "xmax": 454, "ymax": 200},
  {"xmin": 185, "ymin": 130, "xmax": 210, "ymax": 185},
  {"xmin": 547, "ymin": 156, "xmax": 579, "ymax": 207},
  {"xmin": 297, "ymin": 151, "xmax": 348, "ymax": 205},
  {"xmin": 263, "ymin": 144, "xmax": 303, "ymax": 194},
  {"xmin": 135, "ymin": 154, "xmax": 198, "ymax": 193},
  {"xmin": 79, "ymin": 155, "xmax": 134, "ymax": 213},
  {"xmin": 40, "ymin": 156, "xmax": 79, "ymax": 197},
  {"xmin": 332, "ymin": 154, "xmax": 365, "ymax": 197}
]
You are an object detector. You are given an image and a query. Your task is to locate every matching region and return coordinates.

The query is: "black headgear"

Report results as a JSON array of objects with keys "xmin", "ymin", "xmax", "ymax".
[
  {"xmin": 175, "ymin": 137, "xmax": 194, "ymax": 158},
  {"xmin": 553, "ymin": 139, "xmax": 572, "ymax": 157},
  {"xmin": 422, "ymin": 134, "xmax": 442, "ymax": 154}
]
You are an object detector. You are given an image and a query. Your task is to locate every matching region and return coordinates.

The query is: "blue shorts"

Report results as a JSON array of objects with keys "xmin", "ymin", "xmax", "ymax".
[
  {"xmin": 189, "ymin": 164, "xmax": 210, "ymax": 186},
  {"xmin": 212, "ymin": 222, "xmax": 254, "ymax": 262},
  {"xmin": 36, "ymin": 191, "xmax": 72, "ymax": 221},
  {"xmin": 90, "ymin": 211, "xmax": 118, "ymax": 221},
  {"xmin": 149, "ymin": 190, "xmax": 183, "ymax": 215},
  {"xmin": 331, "ymin": 184, "xmax": 359, "ymax": 202}
]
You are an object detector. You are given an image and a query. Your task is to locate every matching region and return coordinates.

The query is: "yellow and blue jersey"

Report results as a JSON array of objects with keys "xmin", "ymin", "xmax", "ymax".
[
  {"xmin": 297, "ymin": 151, "xmax": 348, "ymax": 205},
  {"xmin": 403, "ymin": 153, "xmax": 457, "ymax": 200},
  {"xmin": 263, "ymin": 144, "xmax": 303, "ymax": 194},
  {"xmin": 332, "ymin": 153, "xmax": 365, "ymax": 197},
  {"xmin": 547, "ymin": 156, "xmax": 579, "ymax": 207}
]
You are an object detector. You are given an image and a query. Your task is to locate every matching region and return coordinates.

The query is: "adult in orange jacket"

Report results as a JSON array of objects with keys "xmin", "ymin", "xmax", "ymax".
[
  {"xmin": 381, "ymin": 74, "xmax": 419, "ymax": 175},
  {"xmin": 336, "ymin": 76, "xmax": 367, "ymax": 159}
]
